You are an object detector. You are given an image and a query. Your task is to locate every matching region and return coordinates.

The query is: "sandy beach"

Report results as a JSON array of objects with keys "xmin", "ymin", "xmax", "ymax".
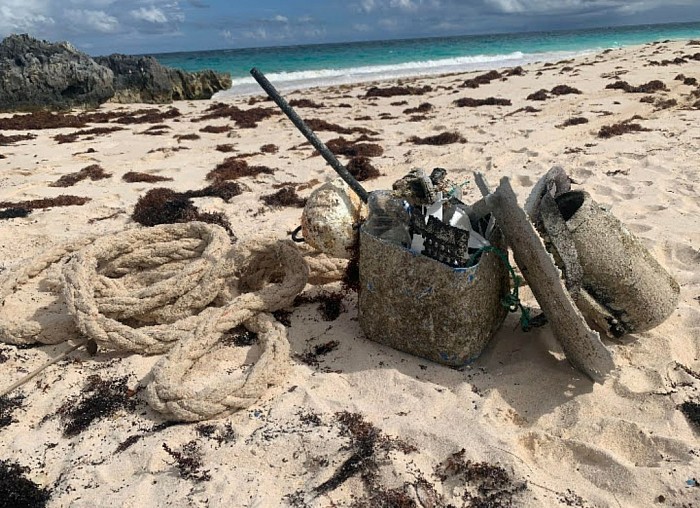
[{"xmin": 1, "ymin": 39, "xmax": 699, "ymax": 507}]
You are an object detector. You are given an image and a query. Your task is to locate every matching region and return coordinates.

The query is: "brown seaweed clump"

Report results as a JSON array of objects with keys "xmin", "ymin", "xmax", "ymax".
[
  {"xmin": 558, "ymin": 117, "xmax": 589, "ymax": 128},
  {"xmin": 260, "ymin": 143, "xmax": 278, "ymax": 154},
  {"xmin": 347, "ymin": 156, "xmax": 381, "ymax": 181},
  {"xmin": 409, "ymin": 131, "xmax": 466, "ymax": 145},
  {"xmin": 0, "ymin": 394, "xmax": 24, "ymax": 428},
  {"xmin": 403, "ymin": 102, "xmax": 433, "ymax": 114},
  {"xmin": 598, "ymin": 120, "xmax": 651, "ymax": 138},
  {"xmin": 53, "ymin": 126, "xmax": 125, "ymax": 144},
  {"xmin": 131, "ymin": 188, "xmax": 234, "ymax": 234},
  {"xmin": 0, "ymin": 133, "xmax": 36, "ymax": 145},
  {"xmin": 199, "ymin": 125, "xmax": 231, "ymax": 134},
  {"xmin": 194, "ymin": 103, "xmax": 277, "ymax": 128},
  {"xmin": 206, "ymin": 158, "xmax": 275, "ymax": 181},
  {"xmin": 0, "ymin": 195, "xmax": 91, "ymax": 210},
  {"xmin": 114, "ymin": 107, "xmax": 181, "ymax": 124},
  {"xmin": 0, "ymin": 208, "xmax": 31, "ymax": 220},
  {"xmin": 183, "ymin": 181, "xmax": 243, "ymax": 202},
  {"xmin": 364, "ymin": 85, "xmax": 432, "ymax": 98},
  {"xmin": 679, "ymin": 400, "xmax": 700, "ymax": 429},
  {"xmin": 288, "ymin": 98, "xmax": 326, "ymax": 108},
  {"xmin": 139, "ymin": 124, "xmax": 171, "ymax": 136},
  {"xmin": 453, "ymin": 97, "xmax": 512, "ymax": 107},
  {"xmin": 605, "ymin": 80, "xmax": 668, "ymax": 93},
  {"xmin": 0, "ymin": 459, "xmax": 51, "ymax": 508},
  {"xmin": 434, "ymin": 449, "xmax": 527, "ymax": 506},
  {"xmin": 461, "ymin": 70, "xmax": 501, "ymax": 88},
  {"xmin": 56, "ymin": 375, "xmax": 137, "ymax": 437},
  {"xmin": 0, "ymin": 111, "xmax": 86, "ymax": 130},
  {"xmin": 162, "ymin": 441, "xmax": 211, "ymax": 482},
  {"xmin": 305, "ymin": 118, "xmax": 376, "ymax": 136},
  {"xmin": 527, "ymin": 89, "xmax": 550, "ymax": 101},
  {"xmin": 261, "ymin": 186, "xmax": 306, "ymax": 208},
  {"xmin": 50, "ymin": 164, "xmax": 111, "ymax": 187},
  {"xmin": 175, "ymin": 133, "xmax": 201, "ymax": 142},
  {"xmin": 215, "ymin": 144, "xmax": 236, "ymax": 153},
  {"xmin": 550, "ymin": 84, "xmax": 582, "ymax": 95},
  {"xmin": 325, "ymin": 137, "xmax": 384, "ymax": 157},
  {"xmin": 122, "ymin": 172, "xmax": 174, "ymax": 183}
]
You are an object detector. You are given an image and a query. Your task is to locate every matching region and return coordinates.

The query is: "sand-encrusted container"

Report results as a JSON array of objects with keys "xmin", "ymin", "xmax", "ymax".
[
  {"xmin": 555, "ymin": 190, "xmax": 679, "ymax": 334},
  {"xmin": 358, "ymin": 228, "xmax": 509, "ymax": 367}
]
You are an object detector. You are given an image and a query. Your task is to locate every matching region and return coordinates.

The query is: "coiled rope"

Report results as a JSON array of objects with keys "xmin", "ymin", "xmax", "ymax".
[{"xmin": 0, "ymin": 222, "xmax": 346, "ymax": 421}]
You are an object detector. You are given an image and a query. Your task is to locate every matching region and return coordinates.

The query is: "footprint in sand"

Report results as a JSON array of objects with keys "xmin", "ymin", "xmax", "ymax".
[
  {"xmin": 627, "ymin": 222, "xmax": 653, "ymax": 234},
  {"xmin": 661, "ymin": 242, "xmax": 700, "ymax": 271}
]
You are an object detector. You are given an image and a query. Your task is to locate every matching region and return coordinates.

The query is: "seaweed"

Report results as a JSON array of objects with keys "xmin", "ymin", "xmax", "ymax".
[
  {"xmin": 114, "ymin": 107, "xmax": 181, "ymax": 124},
  {"xmin": 453, "ymin": 97, "xmax": 511, "ymax": 107},
  {"xmin": 408, "ymin": 115, "xmax": 428, "ymax": 122},
  {"xmin": 122, "ymin": 171, "xmax": 173, "ymax": 183},
  {"xmin": 222, "ymin": 325, "xmax": 259, "ymax": 347},
  {"xmin": 679, "ymin": 401, "xmax": 700, "ymax": 429},
  {"xmin": 183, "ymin": 181, "xmax": 243, "ymax": 202},
  {"xmin": 402, "ymin": 102, "xmax": 433, "ymax": 114},
  {"xmin": 294, "ymin": 291, "xmax": 345, "ymax": 321},
  {"xmin": 260, "ymin": 143, "xmax": 278, "ymax": 153},
  {"xmin": 550, "ymin": 84, "xmax": 582, "ymax": 95},
  {"xmin": 53, "ymin": 126, "xmax": 124, "ymax": 144},
  {"xmin": 462, "ymin": 70, "xmax": 501, "ymax": 88},
  {"xmin": 261, "ymin": 186, "xmax": 306, "ymax": 208},
  {"xmin": 325, "ymin": 137, "xmax": 384, "ymax": 157},
  {"xmin": 174, "ymin": 133, "xmax": 201, "ymax": 142},
  {"xmin": 288, "ymin": 98, "xmax": 326, "ymax": 108},
  {"xmin": 215, "ymin": 144, "xmax": 236, "ymax": 153},
  {"xmin": 684, "ymin": 77, "xmax": 698, "ymax": 86},
  {"xmin": 409, "ymin": 132, "xmax": 465, "ymax": 145},
  {"xmin": 0, "ymin": 133, "xmax": 36, "ymax": 145},
  {"xmin": 0, "ymin": 460, "xmax": 50, "ymax": 508},
  {"xmin": 305, "ymin": 118, "xmax": 376, "ymax": 135},
  {"xmin": 0, "ymin": 111, "xmax": 86, "ymax": 130},
  {"xmin": 0, "ymin": 195, "xmax": 91, "ymax": 210},
  {"xmin": 605, "ymin": 80, "xmax": 668, "ymax": 93},
  {"xmin": 138, "ymin": 124, "xmax": 171, "ymax": 135},
  {"xmin": 559, "ymin": 117, "xmax": 589, "ymax": 127},
  {"xmin": 527, "ymin": 89, "xmax": 549, "ymax": 101},
  {"xmin": 273, "ymin": 309, "xmax": 293, "ymax": 326},
  {"xmin": 506, "ymin": 66, "xmax": 525, "ymax": 76},
  {"xmin": 162, "ymin": 441, "xmax": 211, "ymax": 482},
  {"xmin": 199, "ymin": 125, "xmax": 231, "ymax": 134},
  {"xmin": 194, "ymin": 103, "xmax": 277, "ymax": 128},
  {"xmin": 598, "ymin": 121, "xmax": 650, "ymax": 138},
  {"xmin": 435, "ymin": 449, "xmax": 527, "ymax": 507},
  {"xmin": 347, "ymin": 156, "xmax": 381, "ymax": 181},
  {"xmin": 206, "ymin": 158, "xmax": 275, "ymax": 181},
  {"xmin": 0, "ymin": 208, "xmax": 30, "ymax": 220},
  {"xmin": 364, "ymin": 85, "xmax": 432, "ymax": 98},
  {"xmin": 297, "ymin": 340, "xmax": 341, "ymax": 367},
  {"xmin": 131, "ymin": 188, "xmax": 234, "ymax": 235},
  {"xmin": 50, "ymin": 164, "xmax": 111, "ymax": 187},
  {"xmin": 390, "ymin": 100, "xmax": 409, "ymax": 106},
  {"xmin": 0, "ymin": 394, "xmax": 24, "ymax": 428},
  {"xmin": 315, "ymin": 412, "xmax": 416, "ymax": 496},
  {"xmin": 56, "ymin": 375, "xmax": 136, "ymax": 437}
]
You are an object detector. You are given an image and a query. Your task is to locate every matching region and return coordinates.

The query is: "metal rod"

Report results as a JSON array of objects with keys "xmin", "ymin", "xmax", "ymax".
[{"xmin": 250, "ymin": 67, "xmax": 369, "ymax": 203}]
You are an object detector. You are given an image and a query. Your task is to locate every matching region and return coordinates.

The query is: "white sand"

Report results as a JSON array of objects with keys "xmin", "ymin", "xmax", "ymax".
[{"xmin": 1, "ymin": 39, "xmax": 699, "ymax": 507}]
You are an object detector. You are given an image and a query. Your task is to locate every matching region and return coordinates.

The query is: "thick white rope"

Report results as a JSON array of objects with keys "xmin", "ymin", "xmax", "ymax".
[{"xmin": 0, "ymin": 222, "xmax": 344, "ymax": 421}]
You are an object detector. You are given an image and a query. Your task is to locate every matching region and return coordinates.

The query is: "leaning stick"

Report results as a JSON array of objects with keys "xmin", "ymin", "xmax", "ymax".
[{"xmin": 250, "ymin": 67, "xmax": 369, "ymax": 203}]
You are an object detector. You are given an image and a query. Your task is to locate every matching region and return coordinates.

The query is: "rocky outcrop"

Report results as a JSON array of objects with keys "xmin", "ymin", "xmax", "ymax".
[
  {"xmin": 0, "ymin": 34, "xmax": 232, "ymax": 112},
  {"xmin": 0, "ymin": 34, "xmax": 114, "ymax": 112},
  {"xmin": 94, "ymin": 54, "xmax": 232, "ymax": 103}
]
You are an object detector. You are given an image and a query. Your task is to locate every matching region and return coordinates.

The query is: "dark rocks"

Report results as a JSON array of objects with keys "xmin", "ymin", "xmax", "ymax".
[
  {"xmin": 0, "ymin": 34, "xmax": 232, "ymax": 112},
  {"xmin": 0, "ymin": 34, "xmax": 114, "ymax": 112},
  {"xmin": 95, "ymin": 54, "xmax": 231, "ymax": 103}
]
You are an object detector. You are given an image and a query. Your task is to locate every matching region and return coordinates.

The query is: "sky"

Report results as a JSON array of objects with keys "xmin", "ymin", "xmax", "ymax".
[{"xmin": 2, "ymin": 0, "xmax": 700, "ymax": 55}]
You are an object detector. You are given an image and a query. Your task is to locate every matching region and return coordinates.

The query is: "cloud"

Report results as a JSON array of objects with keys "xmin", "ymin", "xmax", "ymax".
[
  {"xmin": 273, "ymin": 15, "xmax": 288, "ymax": 23},
  {"xmin": 65, "ymin": 8, "xmax": 119, "ymax": 33},
  {"xmin": 355, "ymin": 0, "xmax": 439, "ymax": 13},
  {"xmin": 483, "ymin": 0, "xmax": 696, "ymax": 15},
  {"xmin": 0, "ymin": 0, "xmax": 54, "ymax": 33},
  {"xmin": 131, "ymin": 6, "xmax": 169, "ymax": 23}
]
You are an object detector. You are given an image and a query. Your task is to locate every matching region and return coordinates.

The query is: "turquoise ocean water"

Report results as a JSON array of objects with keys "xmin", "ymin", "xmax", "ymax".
[{"xmin": 150, "ymin": 21, "xmax": 700, "ymax": 96}]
